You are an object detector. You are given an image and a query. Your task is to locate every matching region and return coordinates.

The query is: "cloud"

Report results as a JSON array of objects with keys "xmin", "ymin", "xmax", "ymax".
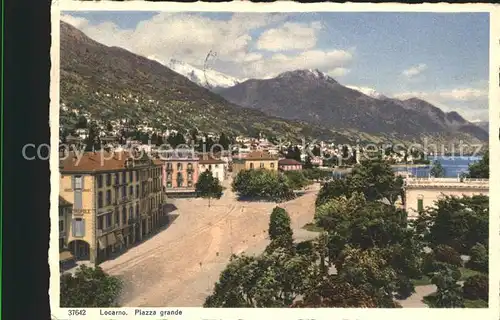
[
  {"xmin": 61, "ymin": 13, "xmax": 353, "ymax": 79},
  {"xmin": 256, "ymin": 22, "xmax": 322, "ymax": 52},
  {"xmin": 392, "ymin": 86, "xmax": 488, "ymax": 121},
  {"xmin": 402, "ymin": 63, "xmax": 427, "ymax": 78},
  {"xmin": 326, "ymin": 68, "xmax": 350, "ymax": 77}
]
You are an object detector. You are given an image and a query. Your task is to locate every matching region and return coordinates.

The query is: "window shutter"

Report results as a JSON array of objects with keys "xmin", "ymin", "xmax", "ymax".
[{"xmin": 71, "ymin": 176, "xmax": 75, "ymax": 189}]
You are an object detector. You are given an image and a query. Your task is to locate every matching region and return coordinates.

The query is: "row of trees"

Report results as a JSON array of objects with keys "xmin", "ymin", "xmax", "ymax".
[
  {"xmin": 232, "ymin": 169, "xmax": 296, "ymax": 202},
  {"xmin": 207, "ymin": 158, "xmax": 489, "ymax": 308}
]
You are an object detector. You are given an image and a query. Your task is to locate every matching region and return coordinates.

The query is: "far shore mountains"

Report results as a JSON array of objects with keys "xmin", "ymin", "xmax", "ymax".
[{"xmin": 60, "ymin": 21, "xmax": 488, "ymax": 146}]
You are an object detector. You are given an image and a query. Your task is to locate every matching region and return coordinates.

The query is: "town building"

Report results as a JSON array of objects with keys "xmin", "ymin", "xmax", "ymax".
[
  {"xmin": 231, "ymin": 151, "xmax": 279, "ymax": 174},
  {"xmin": 278, "ymin": 158, "xmax": 303, "ymax": 171},
  {"xmin": 404, "ymin": 177, "xmax": 489, "ymax": 219},
  {"xmin": 161, "ymin": 148, "xmax": 199, "ymax": 196},
  {"xmin": 59, "ymin": 196, "xmax": 75, "ymax": 269},
  {"xmin": 198, "ymin": 155, "xmax": 227, "ymax": 182},
  {"xmin": 59, "ymin": 151, "xmax": 166, "ymax": 265}
]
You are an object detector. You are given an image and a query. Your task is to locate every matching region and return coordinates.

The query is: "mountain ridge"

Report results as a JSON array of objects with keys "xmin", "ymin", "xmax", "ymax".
[{"xmin": 218, "ymin": 69, "xmax": 488, "ymax": 143}]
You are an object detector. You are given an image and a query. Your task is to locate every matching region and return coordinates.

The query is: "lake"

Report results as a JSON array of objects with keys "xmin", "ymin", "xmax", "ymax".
[{"xmin": 392, "ymin": 156, "xmax": 483, "ymax": 178}]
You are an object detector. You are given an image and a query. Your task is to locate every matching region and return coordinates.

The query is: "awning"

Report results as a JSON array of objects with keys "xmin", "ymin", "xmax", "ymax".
[
  {"xmin": 107, "ymin": 232, "xmax": 117, "ymax": 247},
  {"xmin": 59, "ymin": 251, "xmax": 74, "ymax": 262},
  {"xmin": 98, "ymin": 236, "xmax": 107, "ymax": 249},
  {"xmin": 115, "ymin": 231, "xmax": 124, "ymax": 244},
  {"xmin": 122, "ymin": 227, "xmax": 130, "ymax": 237}
]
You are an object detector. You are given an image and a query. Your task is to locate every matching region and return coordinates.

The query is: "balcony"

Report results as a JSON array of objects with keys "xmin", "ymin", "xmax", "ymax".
[
  {"xmin": 128, "ymin": 217, "xmax": 139, "ymax": 225},
  {"xmin": 117, "ymin": 196, "xmax": 132, "ymax": 204},
  {"xmin": 97, "ymin": 223, "xmax": 120, "ymax": 236},
  {"xmin": 97, "ymin": 207, "xmax": 114, "ymax": 215}
]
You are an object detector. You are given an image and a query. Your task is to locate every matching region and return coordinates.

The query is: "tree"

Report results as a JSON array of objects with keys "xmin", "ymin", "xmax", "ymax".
[
  {"xmin": 60, "ymin": 265, "xmax": 123, "ymax": 307},
  {"xmin": 268, "ymin": 207, "xmax": 293, "ymax": 243},
  {"xmin": 105, "ymin": 121, "xmax": 113, "ymax": 132},
  {"xmin": 349, "ymin": 159, "xmax": 403, "ymax": 205},
  {"xmin": 303, "ymin": 156, "xmax": 313, "ymax": 169},
  {"xmin": 462, "ymin": 274, "xmax": 488, "ymax": 302},
  {"xmin": 204, "ymin": 248, "xmax": 316, "ymax": 307},
  {"xmin": 467, "ymin": 150, "xmax": 489, "ymax": 178},
  {"xmin": 195, "ymin": 170, "xmax": 223, "ymax": 207},
  {"xmin": 283, "ymin": 170, "xmax": 309, "ymax": 190},
  {"xmin": 285, "ymin": 146, "xmax": 301, "ymax": 162},
  {"xmin": 218, "ymin": 132, "xmax": 231, "ymax": 150},
  {"xmin": 232, "ymin": 169, "xmax": 295, "ymax": 202},
  {"xmin": 292, "ymin": 275, "xmax": 378, "ymax": 308},
  {"xmin": 432, "ymin": 245, "xmax": 463, "ymax": 267},
  {"xmin": 467, "ymin": 243, "xmax": 488, "ymax": 273},
  {"xmin": 430, "ymin": 265, "xmax": 464, "ymax": 308},
  {"xmin": 315, "ymin": 178, "xmax": 352, "ymax": 207},
  {"xmin": 415, "ymin": 195, "xmax": 489, "ymax": 254},
  {"xmin": 430, "ymin": 160, "xmax": 445, "ymax": 178},
  {"xmin": 84, "ymin": 121, "xmax": 101, "ymax": 152}
]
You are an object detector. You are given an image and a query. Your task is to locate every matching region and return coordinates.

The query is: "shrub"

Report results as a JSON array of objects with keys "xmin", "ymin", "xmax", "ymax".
[
  {"xmin": 463, "ymin": 274, "xmax": 488, "ymax": 301},
  {"xmin": 467, "ymin": 243, "xmax": 488, "ymax": 274},
  {"xmin": 433, "ymin": 245, "xmax": 463, "ymax": 267}
]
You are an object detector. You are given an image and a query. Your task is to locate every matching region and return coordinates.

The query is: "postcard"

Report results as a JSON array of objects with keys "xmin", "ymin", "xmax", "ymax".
[{"xmin": 49, "ymin": 2, "xmax": 499, "ymax": 319}]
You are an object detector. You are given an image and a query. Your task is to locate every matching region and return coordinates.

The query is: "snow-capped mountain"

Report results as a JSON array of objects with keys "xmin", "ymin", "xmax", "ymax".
[
  {"xmin": 346, "ymin": 85, "xmax": 387, "ymax": 99},
  {"xmin": 148, "ymin": 56, "xmax": 241, "ymax": 89}
]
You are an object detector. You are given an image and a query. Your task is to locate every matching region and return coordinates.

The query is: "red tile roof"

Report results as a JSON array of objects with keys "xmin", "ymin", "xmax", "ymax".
[{"xmin": 278, "ymin": 158, "xmax": 303, "ymax": 166}]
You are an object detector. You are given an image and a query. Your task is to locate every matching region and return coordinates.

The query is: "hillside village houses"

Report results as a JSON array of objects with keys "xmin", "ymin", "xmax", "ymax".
[{"xmin": 199, "ymin": 154, "xmax": 227, "ymax": 182}]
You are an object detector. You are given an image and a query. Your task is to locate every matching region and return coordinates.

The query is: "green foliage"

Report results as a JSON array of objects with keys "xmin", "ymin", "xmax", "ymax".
[
  {"xmin": 195, "ymin": 170, "xmax": 223, "ymax": 206},
  {"xmin": 292, "ymin": 275, "xmax": 379, "ymax": 308},
  {"xmin": 466, "ymin": 243, "xmax": 488, "ymax": 273},
  {"xmin": 467, "ymin": 150, "xmax": 489, "ymax": 178},
  {"xmin": 232, "ymin": 169, "xmax": 295, "ymax": 202},
  {"xmin": 315, "ymin": 159, "xmax": 403, "ymax": 208},
  {"xmin": 204, "ymin": 249, "xmax": 317, "ymax": 308},
  {"xmin": 303, "ymin": 156, "xmax": 313, "ymax": 169},
  {"xmin": 268, "ymin": 207, "xmax": 293, "ymax": 243},
  {"xmin": 415, "ymin": 195, "xmax": 489, "ymax": 254},
  {"xmin": 60, "ymin": 265, "xmax": 123, "ymax": 307},
  {"xmin": 430, "ymin": 160, "xmax": 445, "ymax": 178},
  {"xmin": 462, "ymin": 274, "xmax": 488, "ymax": 302},
  {"xmin": 285, "ymin": 146, "xmax": 302, "ymax": 162},
  {"xmin": 283, "ymin": 170, "xmax": 310, "ymax": 190},
  {"xmin": 429, "ymin": 265, "xmax": 465, "ymax": 308},
  {"xmin": 432, "ymin": 245, "xmax": 463, "ymax": 267},
  {"xmin": 302, "ymin": 168, "xmax": 331, "ymax": 182}
]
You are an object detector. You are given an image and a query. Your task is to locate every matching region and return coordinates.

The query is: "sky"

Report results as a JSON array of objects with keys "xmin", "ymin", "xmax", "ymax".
[{"xmin": 61, "ymin": 11, "xmax": 490, "ymax": 121}]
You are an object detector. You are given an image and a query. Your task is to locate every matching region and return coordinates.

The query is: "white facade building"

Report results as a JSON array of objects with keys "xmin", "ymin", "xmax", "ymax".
[
  {"xmin": 404, "ymin": 177, "xmax": 489, "ymax": 219},
  {"xmin": 198, "ymin": 156, "xmax": 226, "ymax": 182}
]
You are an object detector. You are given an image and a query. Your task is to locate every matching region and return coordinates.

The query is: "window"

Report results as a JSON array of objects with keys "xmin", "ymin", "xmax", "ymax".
[
  {"xmin": 74, "ymin": 176, "xmax": 83, "ymax": 189},
  {"xmin": 260, "ymin": 163, "xmax": 264, "ymax": 169},
  {"xmin": 97, "ymin": 216, "xmax": 103, "ymax": 230},
  {"xmin": 106, "ymin": 213, "xmax": 112, "ymax": 228},
  {"xmin": 215, "ymin": 164, "xmax": 219, "ymax": 168},
  {"xmin": 72, "ymin": 218, "xmax": 85, "ymax": 237},
  {"xmin": 135, "ymin": 171, "xmax": 138, "ymax": 181},
  {"xmin": 250, "ymin": 163, "xmax": 254, "ymax": 169},
  {"xmin": 417, "ymin": 195, "xmax": 424, "ymax": 212},
  {"xmin": 209, "ymin": 164, "xmax": 212, "ymax": 170},
  {"xmin": 136, "ymin": 186, "xmax": 140, "ymax": 198},
  {"xmin": 188, "ymin": 181, "xmax": 193, "ymax": 187},
  {"xmin": 122, "ymin": 172, "xmax": 126, "ymax": 184},
  {"xmin": 177, "ymin": 163, "xmax": 183, "ymax": 171},
  {"xmin": 129, "ymin": 185, "xmax": 134, "ymax": 196},
  {"xmin": 135, "ymin": 206, "xmax": 139, "ymax": 218},
  {"xmin": 59, "ymin": 220, "xmax": 64, "ymax": 232},
  {"xmin": 115, "ymin": 173, "xmax": 120, "ymax": 184},
  {"xmin": 97, "ymin": 175, "xmax": 103, "ymax": 188},
  {"xmin": 188, "ymin": 173, "xmax": 193, "ymax": 180},
  {"xmin": 106, "ymin": 174, "xmax": 111, "ymax": 186},
  {"xmin": 122, "ymin": 207, "xmax": 127, "ymax": 225},
  {"xmin": 122, "ymin": 186, "xmax": 126, "ymax": 199},
  {"xmin": 129, "ymin": 171, "xmax": 133, "ymax": 183},
  {"xmin": 106, "ymin": 190, "xmax": 111, "ymax": 206},
  {"xmin": 270, "ymin": 163, "xmax": 275, "ymax": 169},
  {"xmin": 188, "ymin": 163, "xmax": 193, "ymax": 170},
  {"xmin": 167, "ymin": 173, "xmax": 172, "ymax": 180},
  {"xmin": 97, "ymin": 191, "xmax": 103, "ymax": 208},
  {"xmin": 167, "ymin": 182, "xmax": 172, "ymax": 188}
]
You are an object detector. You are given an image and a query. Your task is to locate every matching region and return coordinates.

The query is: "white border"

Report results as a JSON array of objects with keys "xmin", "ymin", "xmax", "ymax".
[{"xmin": 50, "ymin": 2, "xmax": 500, "ymax": 319}]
